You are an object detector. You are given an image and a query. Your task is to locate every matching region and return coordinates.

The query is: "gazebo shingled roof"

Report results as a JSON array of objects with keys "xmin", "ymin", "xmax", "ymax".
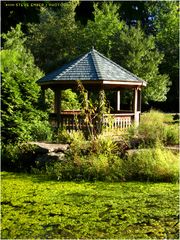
[{"xmin": 37, "ymin": 48, "xmax": 147, "ymax": 87}]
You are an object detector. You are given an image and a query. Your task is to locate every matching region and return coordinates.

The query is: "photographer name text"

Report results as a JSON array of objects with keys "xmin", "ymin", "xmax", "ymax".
[{"xmin": 5, "ymin": 2, "xmax": 62, "ymax": 7}]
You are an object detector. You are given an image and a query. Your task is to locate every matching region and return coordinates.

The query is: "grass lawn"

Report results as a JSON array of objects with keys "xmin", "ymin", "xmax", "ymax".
[{"xmin": 1, "ymin": 172, "xmax": 179, "ymax": 239}]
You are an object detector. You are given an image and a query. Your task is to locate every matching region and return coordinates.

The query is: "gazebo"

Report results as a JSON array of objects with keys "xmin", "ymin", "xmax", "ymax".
[{"xmin": 37, "ymin": 48, "xmax": 147, "ymax": 131}]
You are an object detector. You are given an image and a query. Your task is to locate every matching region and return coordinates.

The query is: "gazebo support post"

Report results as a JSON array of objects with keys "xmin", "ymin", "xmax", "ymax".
[
  {"xmin": 97, "ymin": 89, "xmax": 105, "ymax": 134},
  {"xmin": 54, "ymin": 89, "xmax": 62, "ymax": 128},
  {"xmin": 138, "ymin": 89, "xmax": 141, "ymax": 112},
  {"xmin": 117, "ymin": 90, "xmax": 121, "ymax": 111},
  {"xmin": 133, "ymin": 87, "xmax": 139, "ymax": 126}
]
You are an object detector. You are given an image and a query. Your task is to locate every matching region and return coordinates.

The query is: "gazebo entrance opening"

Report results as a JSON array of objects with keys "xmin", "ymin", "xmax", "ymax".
[{"xmin": 37, "ymin": 48, "xmax": 146, "ymax": 132}]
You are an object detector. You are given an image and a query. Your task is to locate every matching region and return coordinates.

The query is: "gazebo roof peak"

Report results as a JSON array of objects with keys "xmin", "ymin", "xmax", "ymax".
[{"xmin": 37, "ymin": 48, "xmax": 147, "ymax": 87}]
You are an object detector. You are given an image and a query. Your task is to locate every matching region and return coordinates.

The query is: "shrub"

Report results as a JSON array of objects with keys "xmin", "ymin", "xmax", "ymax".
[
  {"xmin": 45, "ymin": 144, "xmax": 179, "ymax": 183},
  {"xmin": 43, "ymin": 133, "xmax": 125, "ymax": 182},
  {"xmin": 33, "ymin": 126, "xmax": 178, "ymax": 183},
  {"xmin": 89, "ymin": 135, "xmax": 119, "ymax": 155},
  {"xmin": 124, "ymin": 147, "xmax": 179, "ymax": 182},
  {"xmin": 1, "ymin": 144, "xmax": 19, "ymax": 171},
  {"xmin": 165, "ymin": 125, "xmax": 179, "ymax": 145},
  {"xmin": 2, "ymin": 143, "xmax": 38, "ymax": 172},
  {"xmin": 30, "ymin": 120, "xmax": 53, "ymax": 142},
  {"xmin": 68, "ymin": 131, "xmax": 88, "ymax": 147},
  {"xmin": 137, "ymin": 110, "xmax": 166, "ymax": 146},
  {"xmin": 82, "ymin": 153, "xmax": 124, "ymax": 181},
  {"xmin": 54, "ymin": 130, "xmax": 120, "ymax": 156},
  {"xmin": 45, "ymin": 152, "xmax": 125, "ymax": 182},
  {"xmin": 141, "ymin": 110, "xmax": 165, "ymax": 124},
  {"xmin": 128, "ymin": 110, "xmax": 179, "ymax": 147},
  {"xmin": 55, "ymin": 129, "xmax": 86, "ymax": 144}
]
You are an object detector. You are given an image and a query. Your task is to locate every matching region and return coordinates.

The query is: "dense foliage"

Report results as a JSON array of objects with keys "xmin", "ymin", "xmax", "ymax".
[
  {"xmin": 1, "ymin": 143, "xmax": 38, "ymax": 172},
  {"xmin": 110, "ymin": 24, "xmax": 169, "ymax": 103},
  {"xmin": 1, "ymin": 24, "xmax": 52, "ymax": 143},
  {"xmin": 125, "ymin": 147, "xmax": 178, "ymax": 182},
  {"xmin": 27, "ymin": 1, "xmax": 80, "ymax": 73},
  {"xmin": 43, "ymin": 146, "xmax": 178, "ymax": 183},
  {"xmin": 128, "ymin": 110, "xmax": 179, "ymax": 147},
  {"xmin": 1, "ymin": 172, "xmax": 179, "ymax": 239},
  {"xmin": 147, "ymin": 1, "xmax": 179, "ymax": 109}
]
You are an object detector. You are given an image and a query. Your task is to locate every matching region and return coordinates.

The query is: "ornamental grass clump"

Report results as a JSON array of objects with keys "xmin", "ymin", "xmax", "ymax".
[
  {"xmin": 128, "ymin": 110, "xmax": 179, "ymax": 147},
  {"xmin": 89, "ymin": 135, "xmax": 119, "ymax": 155},
  {"xmin": 124, "ymin": 146, "xmax": 179, "ymax": 182},
  {"xmin": 55, "ymin": 129, "xmax": 86, "ymax": 144},
  {"xmin": 164, "ymin": 125, "xmax": 179, "ymax": 145},
  {"xmin": 137, "ymin": 110, "xmax": 166, "ymax": 146}
]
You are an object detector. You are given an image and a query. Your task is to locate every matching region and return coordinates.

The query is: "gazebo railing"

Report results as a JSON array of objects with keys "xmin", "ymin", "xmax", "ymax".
[
  {"xmin": 103, "ymin": 114, "xmax": 133, "ymax": 130},
  {"xmin": 49, "ymin": 111, "xmax": 134, "ymax": 131},
  {"xmin": 61, "ymin": 114, "xmax": 85, "ymax": 131}
]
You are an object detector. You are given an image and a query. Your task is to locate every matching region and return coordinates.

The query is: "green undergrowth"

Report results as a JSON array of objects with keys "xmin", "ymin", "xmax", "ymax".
[
  {"xmin": 128, "ymin": 110, "xmax": 179, "ymax": 147},
  {"xmin": 1, "ymin": 172, "xmax": 179, "ymax": 239},
  {"xmin": 124, "ymin": 146, "xmax": 179, "ymax": 182},
  {"xmin": 2, "ymin": 111, "xmax": 179, "ymax": 183},
  {"xmin": 43, "ymin": 135, "xmax": 179, "ymax": 182},
  {"xmin": 44, "ymin": 147, "xmax": 179, "ymax": 183},
  {"xmin": 3, "ymin": 130, "xmax": 178, "ymax": 183}
]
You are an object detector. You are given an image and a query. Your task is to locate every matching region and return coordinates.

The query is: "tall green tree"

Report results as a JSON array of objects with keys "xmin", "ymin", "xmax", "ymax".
[
  {"xmin": 27, "ymin": 0, "xmax": 80, "ymax": 73},
  {"xmin": 110, "ymin": 24, "xmax": 170, "ymax": 103},
  {"xmin": 83, "ymin": 3, "xmax": 169, "ymax": 103},
  {"xmin": 80, "ymin": 2, "xmax": 124, "ymax": 57},
  {"xmin": 147, "ymin": 1, "xmax": 179, "ymax": 110},
  {"xmin": 1, "ymin": 24, "xmax": 50, "ymax": 143}
]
